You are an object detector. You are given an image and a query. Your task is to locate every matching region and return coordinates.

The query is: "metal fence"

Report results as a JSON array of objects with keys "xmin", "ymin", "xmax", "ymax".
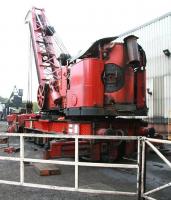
[
  {"xmin": 141, "ymin": 137, "xmax": 171, "ymax": 200},
  {"xmin": 0, "ymin": 133, "xmax": 170, "ymax": 200},
  {"xmin": 168, "ymin": 111, "xmax": 171, "ymax": 140}
]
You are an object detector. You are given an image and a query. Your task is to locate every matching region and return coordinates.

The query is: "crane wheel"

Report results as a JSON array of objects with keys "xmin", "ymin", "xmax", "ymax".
[{"xmin": 37, "ymin": 83, "xmax": 47, "ymax": 109}]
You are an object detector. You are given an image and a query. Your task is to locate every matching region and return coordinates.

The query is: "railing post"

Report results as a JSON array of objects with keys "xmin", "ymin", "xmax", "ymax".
[
  {"xmin": 137, "ymin": 138, "xmax": 141, "ymax": 199},
  {"xmin": 141, "ymin": 138, "xmax": 146, "ymax": 200},
  {"xmin": 20, "ymin": 135, "xmax": 24, "ymax": 185},
  {"xmin": 75, "ymin": 136, "xmax": 79, "ymax": 190}
]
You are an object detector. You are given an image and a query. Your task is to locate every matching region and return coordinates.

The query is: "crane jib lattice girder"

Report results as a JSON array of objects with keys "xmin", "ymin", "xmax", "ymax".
[{"xmin": 29, "ymin": 7, "xmax": 59, "ymax": 84}]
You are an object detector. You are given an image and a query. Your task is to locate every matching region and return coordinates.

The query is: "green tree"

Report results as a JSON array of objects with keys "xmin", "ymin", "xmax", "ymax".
[
  {"xmin": 33, "ymin": 102, "xmax": 39, "ymax": 113},
  {"xmin": 0, "ymin": 96, "xmax": 8, "ymax": 103}
]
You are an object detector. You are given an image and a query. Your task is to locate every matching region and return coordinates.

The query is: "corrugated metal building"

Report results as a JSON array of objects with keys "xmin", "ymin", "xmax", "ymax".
[{"xmin": 118, "ymin": 12, "xmax": 171, "ymax": 134}]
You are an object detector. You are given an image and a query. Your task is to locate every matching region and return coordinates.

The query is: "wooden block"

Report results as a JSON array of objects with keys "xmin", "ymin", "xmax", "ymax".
[
  {"xmin": 14, "ymin": 147, "xmax": 20, "ymax": 152},
  {"xmin": 34, "ymin": 163, "xmax": 61, "ymax": 176},
  {"xmin": 0, "ymin": 137, "xmax": 8, "ymax": 144}
]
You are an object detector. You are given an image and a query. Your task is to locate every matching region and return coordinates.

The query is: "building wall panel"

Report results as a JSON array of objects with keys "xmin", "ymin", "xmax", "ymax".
[{"xmin": 118, "ymin": 14, "xmax": 171, "ymax": 121}]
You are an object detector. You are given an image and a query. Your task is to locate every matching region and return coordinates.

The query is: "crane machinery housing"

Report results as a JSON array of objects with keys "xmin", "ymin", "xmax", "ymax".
[{"xmin": 8, "ymin": 7, "xmax": 148, "ymax": 161}]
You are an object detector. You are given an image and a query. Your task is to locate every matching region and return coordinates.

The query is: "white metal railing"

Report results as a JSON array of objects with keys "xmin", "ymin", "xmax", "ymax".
[
  {"xmin": 168, "ymin": 111, "xmax": 171, "ymax": 140},
  {"xmin": 141, "ymin": 137, "xmax": 171, "ymax": 200},
  {"xmin": 0, "ymin": 133, "xmax": 170, "ymax": 200}
]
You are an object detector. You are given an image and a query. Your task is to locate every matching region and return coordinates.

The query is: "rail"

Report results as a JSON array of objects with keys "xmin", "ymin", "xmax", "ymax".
[{"xmin": 0, "ymin": 133, "xmax": 170, "ymax": 200}]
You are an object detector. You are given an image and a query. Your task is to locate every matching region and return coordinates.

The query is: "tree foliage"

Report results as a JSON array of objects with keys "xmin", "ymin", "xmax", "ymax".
[
  {"xmin": 0, "ymin": 96, "xmax": 8, "ymax": 103},
  {"xmin": 33, "ymin": 102, "xmax": 39, "ymax": 113}
]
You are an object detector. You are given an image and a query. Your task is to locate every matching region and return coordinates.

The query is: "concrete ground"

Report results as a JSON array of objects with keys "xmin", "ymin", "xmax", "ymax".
[{"xmin": 0, "ymin": 121, "xmax": 171, "ymax": 200}]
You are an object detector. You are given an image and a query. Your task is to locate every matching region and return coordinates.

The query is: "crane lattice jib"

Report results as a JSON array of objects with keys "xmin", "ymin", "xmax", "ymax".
[{"xmin": 29, "ymin": 7, "xmax": 60, "ymax": 84}]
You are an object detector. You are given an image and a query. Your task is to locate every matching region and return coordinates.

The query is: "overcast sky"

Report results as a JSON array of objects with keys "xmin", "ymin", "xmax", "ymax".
[{"xmin": 0, "ymin": 0, "xmax": 170, "ymax": 101}]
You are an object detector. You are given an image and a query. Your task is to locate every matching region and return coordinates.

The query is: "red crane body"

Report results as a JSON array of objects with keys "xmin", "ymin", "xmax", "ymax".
[
  {"xmin": 28, "ymin": 7, "xmax": 147, "ymax": 117},
  {"xmin": 8, "ymin": 7, "xmax": 148, "ymax": 161}
]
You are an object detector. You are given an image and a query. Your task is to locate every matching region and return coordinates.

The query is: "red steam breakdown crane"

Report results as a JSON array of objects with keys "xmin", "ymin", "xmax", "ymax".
[{"xmin": 16, "ymin": 7, "xmax": 148, "ymax": 161}]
